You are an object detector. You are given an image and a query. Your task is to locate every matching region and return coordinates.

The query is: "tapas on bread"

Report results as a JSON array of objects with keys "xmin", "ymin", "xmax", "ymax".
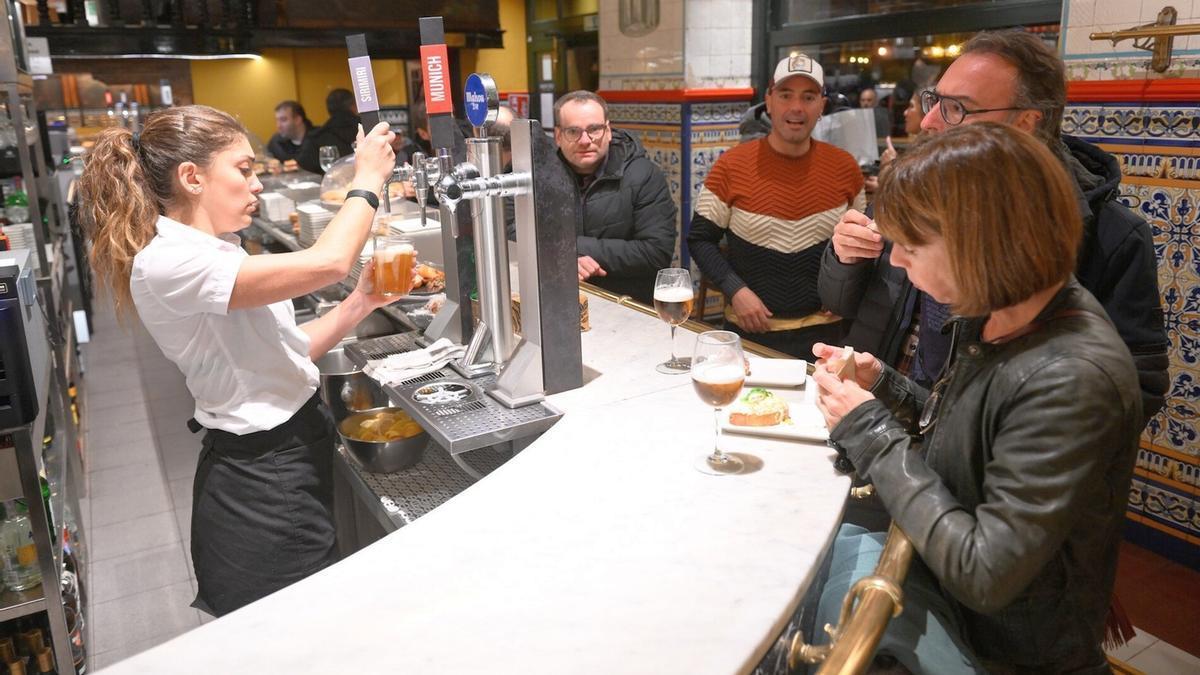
[
  {"xmin": 729, "ymin": 388, "xmax": 791, "ymax": 427},
  {"xmin": 720, "ymin": 387, "xmax": 829, "ymax": 442}
]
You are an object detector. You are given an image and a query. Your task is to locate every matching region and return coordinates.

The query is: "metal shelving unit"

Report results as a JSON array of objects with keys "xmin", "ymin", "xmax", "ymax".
[
  {"xmin": 0, "ymin": 5, "xmax": 86, "ymax": 673},
  {"xmin": 0, "ymin": 329, "xmax": 79, "ymax": 674}
]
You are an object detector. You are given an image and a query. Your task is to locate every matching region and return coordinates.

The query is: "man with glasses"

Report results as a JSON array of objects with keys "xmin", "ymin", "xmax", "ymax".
[
  {"xmin": 818, "ymin": 29, "xmax": 1168, "ymax": 425},
  {"xmin": 688, "ymin": 55, "xmax": 865, "ymax": 358},
  {"xmin": 552, "ymin": 91, "xmax": 676, "ymax": 304}
]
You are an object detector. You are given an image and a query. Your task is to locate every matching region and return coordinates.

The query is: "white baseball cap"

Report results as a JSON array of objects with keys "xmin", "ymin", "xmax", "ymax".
[{"xmin": 772, "ymin": 54, "xmax": 824, "ymax": 89}]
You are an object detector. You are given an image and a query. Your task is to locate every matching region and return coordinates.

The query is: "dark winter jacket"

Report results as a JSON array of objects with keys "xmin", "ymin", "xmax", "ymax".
[
  {"xmin": 266, "ymin": 122, "xmax": 311, "ymax": 162},
  {"xmin": 833, "ymin": 280, "xmax": 1141, "ymax": 673},
  {"xmin": 296, "ymin": 112, "xmax": 361, "ymax": 175},
  {"xmin": 569, "ymin": 128, "xmax": 677, "ymax": 304},
  {"xmin": 818, "ymin": 134, "xmax": 1169, "ymax": 425},
  {"xmin": 739, "ymin": 102, "xmax": 771, "ymax": 144}
]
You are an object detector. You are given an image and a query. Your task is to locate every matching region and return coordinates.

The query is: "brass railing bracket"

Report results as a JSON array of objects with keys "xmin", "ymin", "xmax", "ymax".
[
  {"xmin": 1089, "ymin": 6, "xmax": 1200, "ymax": 72},
  {"xmin": 849, "ymin": 484, "xmax": 875, "ymax": 500}
]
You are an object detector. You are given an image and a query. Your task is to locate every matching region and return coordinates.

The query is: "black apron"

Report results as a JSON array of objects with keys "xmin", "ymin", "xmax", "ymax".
[{"xmin": 187, "ymin": 392, "xmax": 340, "ymax": 616}]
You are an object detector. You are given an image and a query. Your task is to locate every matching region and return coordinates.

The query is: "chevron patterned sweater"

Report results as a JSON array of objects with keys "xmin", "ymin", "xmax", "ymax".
[{"xmin": 688, "ymin": 138, "xmax": 864, "ymax": 319}]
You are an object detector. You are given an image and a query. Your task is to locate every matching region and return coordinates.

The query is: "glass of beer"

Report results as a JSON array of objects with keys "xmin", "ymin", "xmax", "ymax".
[
  {"xmin": 653, "ymin": 268, "xmax": 694, "ymax": 374},
  {"xmin": 691, "ymin": 330, "xmax": 745, "ymax": 475},
  {"xmin": 372, "ymin": 236, "xmax": 416, "ymax": 296}
]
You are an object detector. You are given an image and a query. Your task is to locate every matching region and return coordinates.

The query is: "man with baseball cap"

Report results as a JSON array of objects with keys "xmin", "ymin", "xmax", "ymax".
[{"xmin": 688, "ymin": 55, "xmax": 865, "ymax": 357}]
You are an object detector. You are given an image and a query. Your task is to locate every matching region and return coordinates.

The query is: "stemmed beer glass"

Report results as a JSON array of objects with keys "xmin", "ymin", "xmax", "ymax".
[
  {"xmin": 691, "ymin": 331, "xmax": 745, "ymax": 475},
  {"xmin": 318, "ymin": 145, "xmax": 339, "ymax": 172},
  {"xmin": 653, "ymin": 268, "xmax": 694, "ymax": 374}
]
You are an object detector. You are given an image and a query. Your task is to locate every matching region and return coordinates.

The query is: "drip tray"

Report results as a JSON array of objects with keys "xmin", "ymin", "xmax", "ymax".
[
  {"xmin": 387, "ymin": 373, "xmax": 562, "ymax": 455},
  {"xmin": 343, "ymin": 332, "xmax": 562, "ymax": 454},
  {"xmin": 344, "ymin": 332, "xmax": 426, "ymax": 364}
]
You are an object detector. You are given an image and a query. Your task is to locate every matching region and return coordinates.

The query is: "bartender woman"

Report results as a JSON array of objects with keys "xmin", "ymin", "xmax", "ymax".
[{"xmin": 79, "ymin": 105, "xmax": 396, "ymax": 616}]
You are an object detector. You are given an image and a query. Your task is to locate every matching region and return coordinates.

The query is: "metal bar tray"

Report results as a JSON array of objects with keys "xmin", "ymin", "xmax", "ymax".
[
  {"xmin": 344, "ymin": 333, "xmax": 563, "ymax": 455},
  {"xmin": 337, "ymin": 443, "xmax": 512, "ymax": 530}
]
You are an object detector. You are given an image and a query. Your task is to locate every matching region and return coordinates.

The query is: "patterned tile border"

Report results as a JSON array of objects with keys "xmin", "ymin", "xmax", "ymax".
[
  {"xmin": 1063, "ymin": 103, "xmax": 1200, "ymax": 145},
  {"xmin": 1064, "ymin": 56, "xmax": 1200, "ymax": 82}
]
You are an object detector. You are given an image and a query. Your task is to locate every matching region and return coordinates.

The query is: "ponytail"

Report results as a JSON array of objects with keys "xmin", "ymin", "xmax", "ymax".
[
  {"xmin": 78, "ymin": 127, "xmax": 158, "ymax": 318},
  {"xmin": 77, "ymin": 105, "xmax": 247, "ymax": 319}
]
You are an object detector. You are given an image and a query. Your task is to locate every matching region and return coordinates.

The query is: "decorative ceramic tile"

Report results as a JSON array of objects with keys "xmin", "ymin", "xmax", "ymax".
[
  {"xmin": 1129, "ymin": 478, "xmax": 1146, "ymax": 514},
  {"xmin": 1118, "ymin": 182, "xmax": 1200, "ymax": 457},
  {"xmin": 1063, "ymin": 56, "xmax": 1200, "ymax": 81},
  {"xmin": 1141, "ymin": 480, "xmax": 1197, "ymax": 537},
  {"xmin": 609, "ymin": 103, "xmax": 682, "ymax": 125},
  {"xmin": 690, "ymin": 103, "xmax": 746, "ymax": 125},
  {"xmin": 1065, "ymin": 0, "xmax": 1200, "ymax": 563},
  {"xmin": 1137, "ymin": 449, "xmax": 1200, "ymax": 487},
  {"xmin": 1063, "ymin": 104, "xmax": 1200, "ymax": 144}
]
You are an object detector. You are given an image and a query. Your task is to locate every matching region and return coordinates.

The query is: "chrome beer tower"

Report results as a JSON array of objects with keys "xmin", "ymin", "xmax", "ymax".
[{"xmin": 408, "ymin": 72, "xmax": 582, "ymax": 408}]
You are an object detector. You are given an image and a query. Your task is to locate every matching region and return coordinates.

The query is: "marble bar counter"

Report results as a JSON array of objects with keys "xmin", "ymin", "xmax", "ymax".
[{"xmin": 103, "ymin": 292, "xmax": 851, "ymax": 675}]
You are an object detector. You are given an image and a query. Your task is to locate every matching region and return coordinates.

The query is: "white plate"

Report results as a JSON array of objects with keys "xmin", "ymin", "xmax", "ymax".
[
  {"xmin": 745, "ymin": 357, "xmax": 809, "ymax": 388},
  {"xmin": 720, "ymin": 401, "xmax": 829, "ymax": 442}
]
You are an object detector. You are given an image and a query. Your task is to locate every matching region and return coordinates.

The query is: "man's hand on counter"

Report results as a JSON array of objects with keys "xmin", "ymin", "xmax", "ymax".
[{"xmin": 578, "ymin": 255, "xmax": 607, "ymax": 282}]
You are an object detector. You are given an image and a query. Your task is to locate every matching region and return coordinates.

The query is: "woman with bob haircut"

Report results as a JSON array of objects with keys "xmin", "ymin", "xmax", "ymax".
[
  {"xmin": 79, "ymin": 105, "xmax": 397, "ymax": 616},
  {"xmin": 810, "ymin": 122, "xmax": 1142, "ymax": 673}
]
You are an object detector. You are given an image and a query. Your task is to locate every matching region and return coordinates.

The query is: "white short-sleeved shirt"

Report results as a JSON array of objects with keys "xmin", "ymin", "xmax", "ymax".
[{"xmin": 131, "ymin": 215, "xmax": 319, "ymax": 435}]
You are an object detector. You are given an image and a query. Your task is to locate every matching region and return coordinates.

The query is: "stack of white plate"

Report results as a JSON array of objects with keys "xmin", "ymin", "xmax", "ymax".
[
  {"xmin": 259, "ymin": 193, "xmax": 295, "ymax": 222},
  {"xmin": 296, "ymin": 202, "xmax": 334, "ymax": 247},
  {"xmin": 2, "ymin": 222, "xmax": 35, "ymax": 251}
]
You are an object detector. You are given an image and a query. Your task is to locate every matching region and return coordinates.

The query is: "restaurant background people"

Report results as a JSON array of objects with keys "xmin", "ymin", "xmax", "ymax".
[
  {"xmin": 818, "ymin": 29, "xmax": 1169, "ymax": 423},
  {"xmin": 688, "ymin": 55, "xmax": 864, "ymax": 358},
  {"xmin": 297, "ymin": 88, "xmax": 361, "ymax": 174},
  {"xmin": 812, "ymin": 123, "xmax": 1141, "ymax": 673},
  {"xmin": 78, "ymin": 104, "xmax": 398, "ymax": 616},
  {"xmin": 266, "ymin": 100, "xmax": 311, "ymax": 163},
  {"xmin": 553, "ymin": 90, "xmax": 676, "ymax": 304},
  {"xmin": 398, "ymin": 99, "xmax": 433, "ymax": 166}
]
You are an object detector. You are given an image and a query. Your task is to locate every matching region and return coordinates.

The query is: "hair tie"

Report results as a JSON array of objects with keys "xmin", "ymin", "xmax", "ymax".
[{"xmin": 131, "ymin": 132, "xmax": 141, "ymax": 153}]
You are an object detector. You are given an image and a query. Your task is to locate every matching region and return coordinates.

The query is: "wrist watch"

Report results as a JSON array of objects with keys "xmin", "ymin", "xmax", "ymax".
[{"xmin": 345, "ymin": 189, "xmax": 380, "ymax": 210}]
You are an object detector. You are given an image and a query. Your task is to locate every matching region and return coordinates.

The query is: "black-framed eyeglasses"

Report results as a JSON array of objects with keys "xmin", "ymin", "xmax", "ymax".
[
  {"xmin": 919, "ymin": 90, "xmax": 1029, "ymax": 126},
  {"xmin": 917, "ymin": 360, "xmax": 957, "ymax": 436},
  {"xmin": 560, "ymin": 123, "xmax": 608, "ymax": 143}
]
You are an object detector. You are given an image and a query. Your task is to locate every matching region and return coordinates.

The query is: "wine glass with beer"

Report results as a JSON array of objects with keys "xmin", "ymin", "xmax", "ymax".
[
  {"xmin": 691, "ymin": 330, "xmax": 745, "ymax": 475},
  {"xmin": 653, "ymin": 268, "xmax": 694, "ymax": 374}
]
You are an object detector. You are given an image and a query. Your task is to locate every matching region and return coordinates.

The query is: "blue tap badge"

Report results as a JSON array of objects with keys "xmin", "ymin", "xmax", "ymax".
[{"xmin": 464, "ymin": 73, "xmax": 499, "ymax": 129}]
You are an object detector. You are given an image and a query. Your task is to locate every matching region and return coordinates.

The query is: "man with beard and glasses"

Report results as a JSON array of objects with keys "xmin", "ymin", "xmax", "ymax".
[{"xmin": 818, "ymin": 30, "xmax": 1168, "ymax": 427}]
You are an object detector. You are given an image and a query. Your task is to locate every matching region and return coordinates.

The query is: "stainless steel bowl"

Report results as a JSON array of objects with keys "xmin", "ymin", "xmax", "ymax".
[
  {"xmin": 337, "ymin": 407, "xmax": 428, "ymax": 473},
  {"xmin": 317, "ymin": 346, "xmax": 388, "ymax": 422}
]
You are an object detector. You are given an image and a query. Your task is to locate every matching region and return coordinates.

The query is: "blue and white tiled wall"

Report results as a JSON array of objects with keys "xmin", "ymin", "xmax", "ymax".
[{"xmin": 1063, "ymin": 0, "xmax": 1200, "ymax": 567}]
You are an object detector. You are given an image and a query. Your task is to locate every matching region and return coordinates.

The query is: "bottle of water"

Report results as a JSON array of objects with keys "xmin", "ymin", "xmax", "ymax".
[{"xmin": 0, "ymin": 500, "xmax": 42, "ymax": 591}]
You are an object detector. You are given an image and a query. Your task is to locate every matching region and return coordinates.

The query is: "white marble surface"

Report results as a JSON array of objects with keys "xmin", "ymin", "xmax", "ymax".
[{"xmin": 102, "ymin": 294, "xmax": 850, "ymax": 674}]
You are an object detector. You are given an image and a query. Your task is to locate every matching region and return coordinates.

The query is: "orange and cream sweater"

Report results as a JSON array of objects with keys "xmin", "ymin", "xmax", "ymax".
[{"xmin": 687, "ymin": 138, "xmax": 865, "ymax": 321}]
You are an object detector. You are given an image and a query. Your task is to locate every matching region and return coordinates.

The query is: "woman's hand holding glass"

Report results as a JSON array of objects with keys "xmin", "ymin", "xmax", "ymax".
[
  {"xmin": 352, "ymin": 122, "xmax": 397, "ymax": 191},
  {"xmin": 811, "ymin": 342, "xmax": 881, "ymax": 430},
  {"xmin": 353, "ymin": 256, "xmax": 420, "ymax": 309}
]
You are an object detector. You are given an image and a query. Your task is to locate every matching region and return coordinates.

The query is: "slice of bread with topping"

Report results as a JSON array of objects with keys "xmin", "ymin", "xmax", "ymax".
[{"xmin": 729, "ymin": 387, "xmax": 790, "ymax": 427}]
